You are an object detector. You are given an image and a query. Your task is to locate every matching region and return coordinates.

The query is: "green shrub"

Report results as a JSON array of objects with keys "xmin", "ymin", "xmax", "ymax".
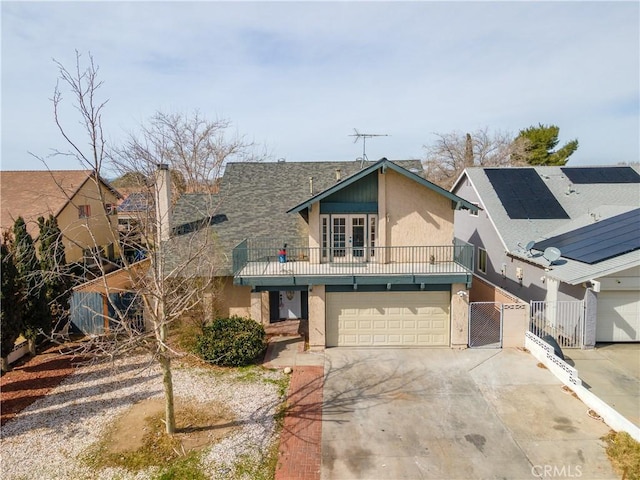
[{"xmin": 196, "ymin": 316, "xmax": 266, "ymax": 367}]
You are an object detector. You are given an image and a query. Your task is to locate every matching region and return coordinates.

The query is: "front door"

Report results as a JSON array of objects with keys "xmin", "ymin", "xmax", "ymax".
[
  {"xmin": 279, "ymin": 290, "xmax": 301, "ymax": 319},
  {"xmin": 331, "ymin": 215, "xmax": 367, "ymax": 262}
]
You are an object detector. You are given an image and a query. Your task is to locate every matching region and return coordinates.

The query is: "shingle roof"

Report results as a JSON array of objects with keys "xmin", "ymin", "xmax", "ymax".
[
  {"xmin": 456, "ymin": 165, "xmax": 640, "ymax": 284},
  {"xmin": 167, "ymin": 159, "xmax": 423, "ymax": 274},
  {"xmin": 0, "ymin": 170, "xmax": 120, "ymax": 238}
]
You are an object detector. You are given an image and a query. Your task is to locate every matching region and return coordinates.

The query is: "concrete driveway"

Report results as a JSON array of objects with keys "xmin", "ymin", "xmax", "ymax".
[
  {"xmin": 321, "ymin": 348, "xmax": 617, "ymax": 480},
  {"xmin": 564, "ymin": 343, "xmax": 640, "ymax": 427}
]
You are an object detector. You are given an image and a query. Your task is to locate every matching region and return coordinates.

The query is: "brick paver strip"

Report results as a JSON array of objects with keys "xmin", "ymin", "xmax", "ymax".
[{"xmin": 276, "ymin": 365, "xmax": 324, "ymax": 480}]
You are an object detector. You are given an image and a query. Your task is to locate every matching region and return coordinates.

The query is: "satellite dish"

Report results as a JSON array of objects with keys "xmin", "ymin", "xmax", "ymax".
[
  {"xmin": 518, "ymin": 240, "xmax": 536, "ymax": 256},
  {"xmin": 543, "ymin": 247, "xmax": 562, "ymax": 265}
]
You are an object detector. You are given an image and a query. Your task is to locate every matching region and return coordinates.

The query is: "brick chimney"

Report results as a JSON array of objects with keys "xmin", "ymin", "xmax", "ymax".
[{"xmin": 155, "ymin": 163, "xmax": 172, "ymax": 242}]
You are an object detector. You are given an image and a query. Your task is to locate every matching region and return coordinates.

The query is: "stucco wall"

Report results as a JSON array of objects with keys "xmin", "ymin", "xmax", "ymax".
[
  {"xmin": 502, "ymin": 303, "xmax": 529, "ymax": 348},
  {"xmin": 384, "ymin": 169, "xmax": 454, "ymax": 247},
  {"xmin": 308, "ymin": 202, "xmax": 321, "ymax": 264},
  {"xmin": 214, "ymin": 277, "xmax": 251, "ymax": 319},
  {"xmin": 308, "ymin": 285, "xmax": 326, "ymax": 350},
  {"xmin": 450, "ymin": 283, "xmax": 468, "ymax": 348},
  {"xmin": 57, "ymin": 180, "xmax": 120, "ymax": 263}
]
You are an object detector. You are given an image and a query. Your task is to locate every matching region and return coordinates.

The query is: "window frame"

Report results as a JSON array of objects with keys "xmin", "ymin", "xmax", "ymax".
[
  {"xmin": 477, "ymin": 247, "xmax": 487, "ymax": 274},
  {"xmin": 469, "ymin": 202, "xmax": 479, "ymax": 217},
  {"xmin": 320, "ymin": 215, "xmax": 329, "ymax": 260},
  {"xmin": 105, "ymin": 203, "xmax": 117, "ymax": 215},
  {"xmin": 78, "ymin": 204, "xmax": 91, "ymax": 219}
]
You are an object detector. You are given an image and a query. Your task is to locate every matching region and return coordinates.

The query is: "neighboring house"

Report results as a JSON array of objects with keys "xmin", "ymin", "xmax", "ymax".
[
  {"xmin": 168, "ymin": 158, "xmax": 478, "ymax": 349},
  {"xmin": 452, "ymin": 165, "xmax": 640, "ymax": 345},
  {"xmin": 116, "ymin": 190, "xmax": 152, "ymax": 262},
  {"xmin": 0, "ymin": 170, "xmax": 121, "ymax": 266}
]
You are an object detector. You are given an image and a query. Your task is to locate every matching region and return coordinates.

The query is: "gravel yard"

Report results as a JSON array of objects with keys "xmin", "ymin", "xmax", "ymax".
[{"xmin": 0, "ymin": 354, "xmax": 286, "ymax": 480}]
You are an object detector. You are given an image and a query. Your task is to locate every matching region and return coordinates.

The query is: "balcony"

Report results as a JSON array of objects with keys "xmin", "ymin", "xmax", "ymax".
[{"xmin": 232, "ymin": 239, "xmax": 474, "ymax": 287}]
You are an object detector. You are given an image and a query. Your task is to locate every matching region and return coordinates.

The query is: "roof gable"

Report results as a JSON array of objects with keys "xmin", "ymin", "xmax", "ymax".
[
  {"xmin": 287, "ymin": 158, "xmax": 478, "ymax": 214},
  {"xmin": 0, "ymin": 170, "xmax": 120, "ymax": 236}
]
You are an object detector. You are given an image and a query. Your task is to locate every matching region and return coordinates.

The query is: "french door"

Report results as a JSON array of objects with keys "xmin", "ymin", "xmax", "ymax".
[{"xmin": 330, "ymin": 215, "xmax": 371, "ymax": 262}]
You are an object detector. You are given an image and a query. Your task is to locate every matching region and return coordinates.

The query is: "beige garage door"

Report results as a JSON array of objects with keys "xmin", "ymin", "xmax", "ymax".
[
  {"xmin": 326, "ymin": 291, "xmax": 450, "ymax": 347},
  {"xmin": 596, "ymin": 291, "xmax": 640, "ymax": 342}
]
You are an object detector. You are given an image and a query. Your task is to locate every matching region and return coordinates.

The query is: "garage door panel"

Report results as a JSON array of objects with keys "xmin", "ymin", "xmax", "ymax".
[
  {"xmin": 327, "ymin": 291, "xmax": 450, "ymax": 347},
  {"xmin": 400, "ymin": 319, "xmax": 415, "ymax": 329},
  {"xmin": 597, "ymin": 291, "xmax": 640, "ymax": 342},
  {"xmin": 343, "ymin": 320, "xmax": 358, "ymax": 330}
]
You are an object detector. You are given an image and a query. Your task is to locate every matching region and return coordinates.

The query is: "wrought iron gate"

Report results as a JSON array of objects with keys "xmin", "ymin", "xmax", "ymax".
[{"xmin": 469, "ymin": 302, "xmax": 503, "ymax": 348}]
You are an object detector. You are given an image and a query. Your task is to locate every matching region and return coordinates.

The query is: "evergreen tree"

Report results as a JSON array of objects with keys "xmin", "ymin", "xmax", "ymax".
[
  {"xmin": 38, "ymin": 215, "xmax": 72, "ymax": 335},
  {"xmin": 13, "ymin": 217, "xmax": 48, "ymax": 355},
  {"xmin": 464, "ymin": 133, "xmax": 474, "ymax": 168},
  {"xmin": 1, "ymin": 235, "xmax": 23, "ymax": 372},
  {"xmin": 513, "ymin": 124, "xmax": 579, "ymax": 166}
]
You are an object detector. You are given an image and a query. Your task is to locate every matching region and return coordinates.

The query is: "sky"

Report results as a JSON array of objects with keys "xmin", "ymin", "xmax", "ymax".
[{"xmin": 2, "ymin": 1, "xmax": 639, "ymax": 173}]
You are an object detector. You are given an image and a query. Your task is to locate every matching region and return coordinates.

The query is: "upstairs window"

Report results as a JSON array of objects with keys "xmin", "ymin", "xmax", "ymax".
[
  {"xmin": 469, "ymin": 203, "xmax": 479, "ymax": 217},
  {"xmin": 321, "ymin": 216, "xmax": 328, "ymax": 259},
  {"xmin": 477, "ymin": 247, "xmax": 487, "ymax": 274},
  {"xmin": 105, "ymin": 203, "xmax": 117, "ymax": 215},
  {"xmin": 78, "ymin": 205, "xmax": 91, "ymax": 218}
]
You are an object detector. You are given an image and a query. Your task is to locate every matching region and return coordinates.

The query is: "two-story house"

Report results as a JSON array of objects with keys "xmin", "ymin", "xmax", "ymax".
[
  {"xmin": 169, "ymin": 158, "xmax": 478, "ymax": 349},
  {"xmin": 0, "ymin": 170, "xmax": 121, "ymax": 266},
  {"xmin": 452, "ymin": 165, "xmax": 640, "ymax": 346}
]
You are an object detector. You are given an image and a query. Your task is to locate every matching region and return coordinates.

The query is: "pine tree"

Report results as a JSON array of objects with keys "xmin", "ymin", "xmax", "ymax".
[
  {"xmin": 38, "ymin": 215, "xmax": 72, "ymax": 334},
  {"xmin": 1, "ymin": 235, "xmax": 23, "ymax": 372},
  {"xmin": 513, "ymin": 124, "xmax": 579, "ymax": 166},
  {"xmin": 13, "ymin": 217, "xmax": 49, "ymax": 355}
]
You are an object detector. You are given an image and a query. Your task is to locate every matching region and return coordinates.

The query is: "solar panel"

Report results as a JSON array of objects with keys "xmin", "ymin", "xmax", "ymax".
[
  {"xmin": 118, "ymin": 193, "xmax": 149, "ymax": 212},
  {"xmin": 561, "ymin": 167, "xmax": 640, "ymax": 184},
  {"xmin": 534, "ymin": 208, "xmax": 640, "ymax": 264},
  {"xmin": 485, "ymin": 168, "xmax": 569, "ymax": 220}
]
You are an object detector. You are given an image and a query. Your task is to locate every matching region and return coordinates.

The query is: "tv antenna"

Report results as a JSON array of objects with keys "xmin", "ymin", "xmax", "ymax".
[{"xmin": 349, "ymin": 129, "xmax": 389, "ymax": 167}]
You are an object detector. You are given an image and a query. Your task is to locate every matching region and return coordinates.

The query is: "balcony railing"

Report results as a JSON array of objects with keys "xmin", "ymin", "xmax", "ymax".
[{"xmin": 233, "ymin": 239, "xmax": 474, "ymax": 278}]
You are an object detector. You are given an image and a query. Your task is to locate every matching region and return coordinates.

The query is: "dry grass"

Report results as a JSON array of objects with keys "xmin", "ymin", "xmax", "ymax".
[
  {"xmin": 602, "ymin": 430, "xmax": 640, "ymax": 480},
  {"xmin": 85, "ymin": 400, "xmax": 235, "ymax": 477}
]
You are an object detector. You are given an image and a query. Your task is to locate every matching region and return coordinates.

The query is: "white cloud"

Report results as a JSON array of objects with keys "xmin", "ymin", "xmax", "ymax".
[{"xmin": 1, "ymin": 1, "xmax": 638, "ymax": 170}]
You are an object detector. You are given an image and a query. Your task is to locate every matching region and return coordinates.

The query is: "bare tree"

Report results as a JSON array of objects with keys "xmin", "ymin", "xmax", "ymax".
[
  {"xmin": 114, "ymin": 110, "xmax": 263, "ymax": 195},
  {"xmin": 423, "ymin": 127, "xmax": 528, "ymax": 189},
  {"xmin": 39, "ymin": 51, "xmax": 237, "ymax": 434}
]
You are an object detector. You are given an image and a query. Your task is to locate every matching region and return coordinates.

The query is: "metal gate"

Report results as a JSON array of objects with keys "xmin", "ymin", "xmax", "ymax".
[
  {"xmin": 70, "ymin": 292, "xmax": 105, "ymax": 335},
  {"xmin": 469, "ymin": 302, "xmax": 502, "ymax": 348},
  {"xmin": 70, "ymin": 291, "xmax": 144, "ymax": 335},
  {"xmin": 529, "ymin": 300, "xmax": 584, "ymax": 348}
]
